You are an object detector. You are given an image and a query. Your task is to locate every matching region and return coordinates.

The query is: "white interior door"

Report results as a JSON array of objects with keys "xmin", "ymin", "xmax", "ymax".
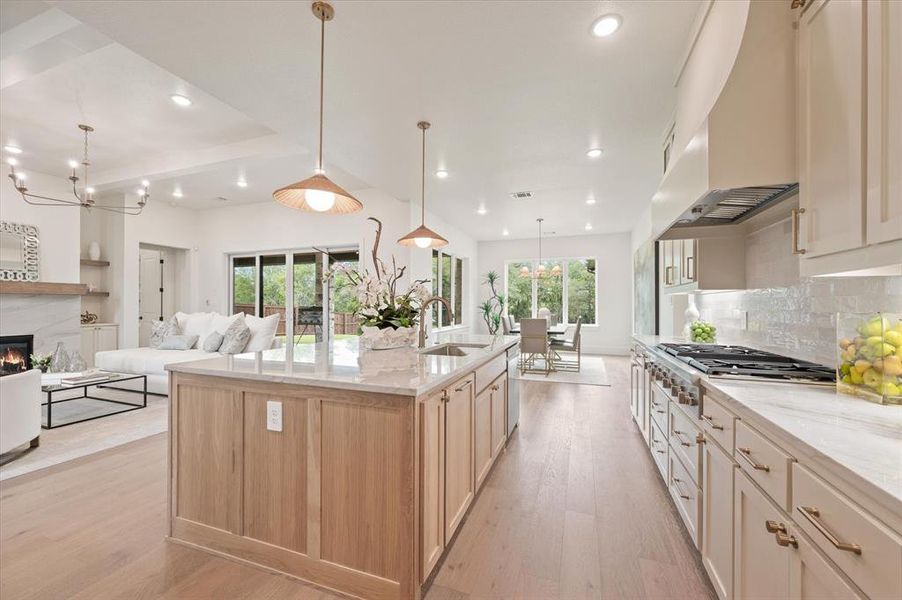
[{"xmin": 139, "ymin": 249, "xmax": 163, "ymax": 346}]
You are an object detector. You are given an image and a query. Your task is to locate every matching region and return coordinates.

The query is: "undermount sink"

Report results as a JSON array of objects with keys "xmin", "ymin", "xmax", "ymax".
[{"xmin": 419, "ymin": 342, "xmax": 489, "ymax": 357}]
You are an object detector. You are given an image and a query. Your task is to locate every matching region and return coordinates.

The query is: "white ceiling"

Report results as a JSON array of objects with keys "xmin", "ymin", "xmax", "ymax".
[{"xmin": 1, "ymin": 0, "xmax": 700, "ymax": 240}]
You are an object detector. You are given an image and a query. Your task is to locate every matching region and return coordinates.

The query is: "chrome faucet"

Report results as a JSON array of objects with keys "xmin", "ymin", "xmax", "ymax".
[{"xmin": 418, "ymin": 296, "xmax": 454, "ymax": 348}]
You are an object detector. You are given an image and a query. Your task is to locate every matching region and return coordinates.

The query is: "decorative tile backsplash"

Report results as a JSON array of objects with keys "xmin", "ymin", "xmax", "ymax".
[{"xmin": 694, "ymin": 277, "xmax": 902, "ymax": 366}]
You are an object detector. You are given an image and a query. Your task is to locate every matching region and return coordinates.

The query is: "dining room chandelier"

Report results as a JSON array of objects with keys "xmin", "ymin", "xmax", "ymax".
[
  {"xmin": 398, "ymin": 121, "xmax": 448, "ymax": 248},
  {"xmin": 6, "ymin": 124, "xmax": 150, "ymax": 215},
  {"xmin": 520, "ymin": 218, "xmax": 561, "ymax": 279},
  {"xmin": 272, "ymin": 1, "xmax": 362, "ymax": 214}
]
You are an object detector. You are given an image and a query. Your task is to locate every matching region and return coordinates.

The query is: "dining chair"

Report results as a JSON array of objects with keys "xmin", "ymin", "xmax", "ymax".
[
  {"xmin": 518, "ymin": 318, "xmax": 552, "ymax": 376},
  {"xmin": 501, "ymin": 315, "xmax": 512, "ymax": 335},
  {"xmin": 549, "ymin": 317, "xmax": 583, "ymax": 372}
]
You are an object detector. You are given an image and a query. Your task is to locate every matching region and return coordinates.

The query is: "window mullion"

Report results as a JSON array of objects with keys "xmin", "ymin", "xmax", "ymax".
[{"xmin": 562, "ymin": 260, "xmax": 569, "ymax": 325}]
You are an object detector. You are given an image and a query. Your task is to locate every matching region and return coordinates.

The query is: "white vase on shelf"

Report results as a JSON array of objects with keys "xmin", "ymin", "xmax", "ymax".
[
  {"xmin": 683, "ymin": 295, "xmax": 700, "ymax": 339},
  {"xmin": 88, "ymin": 241, "xmax": 101, "ymax": 261}
]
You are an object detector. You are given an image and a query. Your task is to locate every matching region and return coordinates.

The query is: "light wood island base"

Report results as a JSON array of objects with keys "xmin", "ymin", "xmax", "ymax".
[{"xmin": 167, "ymin": 347, "xmax": 511, "ymax": 600}]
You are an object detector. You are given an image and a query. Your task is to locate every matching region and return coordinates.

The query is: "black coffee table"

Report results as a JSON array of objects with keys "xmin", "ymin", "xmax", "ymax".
[{"xmin": 41, "ymin": 373, "xmax": 148, "ymax": 429}]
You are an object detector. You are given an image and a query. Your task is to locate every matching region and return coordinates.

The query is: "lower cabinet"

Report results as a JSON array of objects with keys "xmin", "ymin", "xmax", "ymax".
[
  {"xmin": 420, "ymin": 390, "xmax": 445, "ymax": 579},
  {"xmin": 474, "ymin": 385, "xmax": 493, "ymax": 488},
  {"xmin": 80, "ymin": 323, "xmax": 118, "ymax": 368},
  {"xmin": 734, "ymin": 469, "xmax": 791, "ymax": 599},
  {"xmin": 702, "ymin": 437, "xmax": 737, "ymax": 600},
  {"xmin": 490, "ymin": 375, "xmax": 506, "ymax": 458},
  {"xmin": 443, "ymin": 376, "xmax": 475, "ymax": 542},
  {"xmin": 789, "ymin": 525, "xmax": 863, "ymax": 600}
]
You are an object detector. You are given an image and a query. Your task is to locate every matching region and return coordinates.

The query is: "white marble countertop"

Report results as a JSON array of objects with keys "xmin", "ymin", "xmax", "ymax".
[
  {"xmin": 167, "ymin": 332, "xmax": 519, "ymax": 397},
  {"xmin": 703, "ymin": 378, "xmax": 902, "ymax": 515}
]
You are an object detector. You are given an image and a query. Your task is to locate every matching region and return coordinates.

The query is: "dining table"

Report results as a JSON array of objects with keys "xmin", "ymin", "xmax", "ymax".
[{"xmin": 509, "ymin": 324, "xmax": 568, "ymax": 337}]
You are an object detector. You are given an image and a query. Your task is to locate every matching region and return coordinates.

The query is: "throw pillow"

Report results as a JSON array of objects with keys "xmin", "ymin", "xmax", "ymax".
[
  {"xmin": 174, "ymin": 312, "xmax": 214, "ymax": 348},
  {"xmin": 244, "ymin": 312, "xmax": 281, "ymax": 352},
  {"xmin": 158, "ymin": 334, "xmax": 199, "ymax": 350},
  {"xmin": 208, "ymin": 313, "xmax": 242, "ymax": 336},
  {"xmin": 202, "ymin": 331, "xmax": 224, "ymax": 352},
  {"xmin": 219, "ymin": 315, "xmax": 251, "ymax": 354},
  {"xmin": 150, "ymin": 316, "xmax": 180, "ymax": 348}
]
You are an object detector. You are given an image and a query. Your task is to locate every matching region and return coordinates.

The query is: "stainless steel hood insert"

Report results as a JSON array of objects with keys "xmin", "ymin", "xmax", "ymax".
[{"xmin": 672, "ymin": 183, "xmax": 799, "ymax": 227}]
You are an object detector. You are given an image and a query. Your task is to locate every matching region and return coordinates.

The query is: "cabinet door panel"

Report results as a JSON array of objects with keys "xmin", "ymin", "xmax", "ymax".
[
  {"xmin": 96, "ymin": 325, "xmax": 118, "ymax": 352},
  {"xmin": 799, "ymin": 0, "xmax": 865, "ymax": 257},
  {"xmin": 474, "ymin": 387, "xmax": 492, "ymax": 489},
  {"xmin": 866, "ymin": 0, "xmax": 902, "ymax": 245},
  {"xmin": 444, "ymin": 378, "xmax": 474, "ymax": 540},
  {"xmin": 491, "ymin": 376, "xmax": 506, "ymax": 458},
  {"xmin": 681, "ymin": 239, "xmax": 696, "ymax": 284},
  {"xmin": 420, "ymin": 391, "xmax": 445, "ymax": 580},
  {"xmin": 733, "ymin": 470, "xmax": 790, "ymax": 600},
  {"xmin": 702, "ymin": 440, "xmax": 736, "ymax": 600},
  {"xmin": 81, "ymin": 328, "xmax": 95, "ymax": 368},
  {"xmin": 789, "ymin": 527, "xmax": 863, "ymax": 600}
]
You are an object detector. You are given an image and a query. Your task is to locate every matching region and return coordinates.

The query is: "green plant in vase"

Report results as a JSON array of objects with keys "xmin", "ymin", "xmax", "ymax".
[
  {"xmin": 480, "ymin": 270, "xmax": 505, "ymax": 335},
  {"xmin": 30, "ymin": 352, "xmax": 52, "ymax": 373}
]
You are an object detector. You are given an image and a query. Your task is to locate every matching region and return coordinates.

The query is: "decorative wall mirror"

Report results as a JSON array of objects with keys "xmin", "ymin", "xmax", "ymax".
[{"xmin": 0, "ymin": 221, "xmax": 40, "ymax": 281}]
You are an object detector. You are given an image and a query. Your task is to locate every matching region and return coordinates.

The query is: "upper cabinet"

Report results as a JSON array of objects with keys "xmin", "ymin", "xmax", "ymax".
[{"xmin": 797, "ymin": 0, "xmax": 902, "ymax": 273}]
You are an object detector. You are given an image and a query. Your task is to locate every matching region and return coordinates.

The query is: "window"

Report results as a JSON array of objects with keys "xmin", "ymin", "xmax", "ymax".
[
  {"xmin": 504, "ymin": 257, "xmax": 597, "ymax": 326},
  {"xmin": 231, "ymin": 256, "xmax": 256, "ymax": 314},
  {"xmin": 431, "ymin": 249, "xmax": 465, "ymax": 329},
  {"xmin": 328, "ymin": 251, "xmax": 360, "ymax": 337}
]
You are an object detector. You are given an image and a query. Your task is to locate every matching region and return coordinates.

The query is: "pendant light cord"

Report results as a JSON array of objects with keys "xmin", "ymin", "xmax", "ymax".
[
  {"xmin": 421, "ymin": 126, "xmax": 426, "ymax": 226},
  {"xmin": 318, "ymin": 12, "xmax": 325, "ymax": 173}
]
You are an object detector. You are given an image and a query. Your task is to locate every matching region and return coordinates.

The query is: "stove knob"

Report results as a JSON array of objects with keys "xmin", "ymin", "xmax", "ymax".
[
  {"xmin": 671, "ymin": 384, "xmax": 680, "ymax": 396},
  {"xmin": 678, "ymin": 391, "xmax": 689, "ymax": 404}
]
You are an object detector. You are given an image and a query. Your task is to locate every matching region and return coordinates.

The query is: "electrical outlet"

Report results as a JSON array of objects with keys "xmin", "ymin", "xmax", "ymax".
[{"xmin": 266, "ymin": 400, "xmax": 282, "ymax": 432}]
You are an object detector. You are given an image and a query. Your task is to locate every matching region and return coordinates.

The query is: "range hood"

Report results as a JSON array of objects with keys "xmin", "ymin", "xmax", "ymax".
[
  {"xmin": 651, "ymin": 1, "xmax": 798, "ymax": 235},
  {"xmin": 672, "ymin": 183, "xmax": 799, "ymax": 227}
]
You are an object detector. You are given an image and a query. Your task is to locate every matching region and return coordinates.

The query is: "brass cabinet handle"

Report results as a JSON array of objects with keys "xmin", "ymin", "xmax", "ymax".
[
  {"xmin": 797, "ymin": 506, "xmax": 862, "ymax": 555},
  {"xmin": 775, "ymin": 531, "xmax": 798, "ymax": 549},
  {"xmin": 491, "ymin": 384, "xmax": 500, "ymax": 391},
  {"xmin": 454, "ymin": 381, "xmax": 471, "ymax": 393},
  {"xmin": 792, "ymin": 208, "xmax": 807, "ymax": 255},
  {"xmin": 701, "ymin": 414, "xmax": 724, "ymax": 430},
  {"xmin": 765, "ymin": 520, "xmax": 787, "ymax": 534},
  {"xmin": 696, "ymin": 433, "xmax": 706, "ymax": 445},
  {"xmin": 671, "ymin": 476, "xmax": 691, "ymax": 500},
  {"xmin": 672, "ymin": 429, "xmax": 692, "ymax": 447},
  {"xmin": 665, "ymin": 265, "xmax": 674, "ymax": 285},
  {"xmin": 441, "ymin": 390, "xmax": 449, "ymax": 403},
  {"xmin": 685, "ymin": 255, "xmax": 695, "ymax": 281},
  {"xmin": 737, "ymin": 447, "xmax": 770, "ymax": 472}
]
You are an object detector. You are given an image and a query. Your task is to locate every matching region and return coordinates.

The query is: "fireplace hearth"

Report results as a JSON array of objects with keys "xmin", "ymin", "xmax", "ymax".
[{"xmin": 0, "ymin": 335, "xmax": 33, "ymax": 376}]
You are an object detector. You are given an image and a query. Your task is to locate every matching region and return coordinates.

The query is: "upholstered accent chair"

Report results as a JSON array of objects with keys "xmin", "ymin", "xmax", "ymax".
[
  {"xmin": 0, "ymin": 369, "xmax": 41, "ymax": 462},
  {"xmin": 549, "ymin": 317, "xmax": 583, "ymax": 371}
]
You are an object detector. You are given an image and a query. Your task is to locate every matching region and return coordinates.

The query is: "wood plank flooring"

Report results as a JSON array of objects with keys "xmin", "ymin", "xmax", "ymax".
[{"xmin": 0, "ymin": 356, "xmax": 715, "ymax": 599}]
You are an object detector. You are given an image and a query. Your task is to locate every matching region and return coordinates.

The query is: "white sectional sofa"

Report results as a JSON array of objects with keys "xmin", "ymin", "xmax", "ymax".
[{"xmin": 95, "ymin": 311, "xmax": 280, "ymax": 395}]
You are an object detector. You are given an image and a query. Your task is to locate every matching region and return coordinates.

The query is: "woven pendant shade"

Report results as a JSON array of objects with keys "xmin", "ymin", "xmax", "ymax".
[
  {"xmin": 398, "ymin": 224, "xmax": 448, "ymax": 248},
  {"xmin": 273, "ymin": 173, "xmax": 362, "ymax": 213}
]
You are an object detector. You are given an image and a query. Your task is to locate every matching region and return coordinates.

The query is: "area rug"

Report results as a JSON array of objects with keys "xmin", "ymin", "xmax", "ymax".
[
  {"xmin": 0, "ymin": 390, "xmax": 169, "ymax": 481},
  {"xmin": 510, "ymin": 354, "xmax": 610, "ymax": 386}
]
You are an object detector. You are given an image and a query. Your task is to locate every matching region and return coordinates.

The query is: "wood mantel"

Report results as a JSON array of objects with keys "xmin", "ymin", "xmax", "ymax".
[{"xmin": 0, "ymin": 281, "xmax": 89, "ymax": 296}]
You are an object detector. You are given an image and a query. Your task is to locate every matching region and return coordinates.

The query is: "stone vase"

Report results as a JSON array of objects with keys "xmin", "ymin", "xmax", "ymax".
[
  {"xmin": 360, "ymin": 326, "xmax": 417, "ymax": 350},
  {"xmin": 88, "ymin": 241, "xmax": 101, "ymax": 261}
]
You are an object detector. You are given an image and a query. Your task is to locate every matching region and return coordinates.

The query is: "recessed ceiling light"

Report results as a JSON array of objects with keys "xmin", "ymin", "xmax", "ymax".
[
  {"xmin": 585, "ymin": 223, "xmax": 593, "ymax": 231},
  {"xmin": 7, "ymin": 157, "xmax": 18, "ymax": 166},
  {"xmin": 435, "ymin": 169, "xmax": 449, "ymax": 179},
  {"xmin": 172, "ymin": 189, "xmax": 184, "ymax": 198},
  {"xmin": 586, "ymin": 196, "xmax": 597, "ymax": 205},
  {"xmin": 590, "ymin": 13, "xmax": 622, "ymax": 38},
  {"xmin": 502, "ymin": 229, "xmax": 510, "ymax": 236},
  {"xmin": 236, "ymin": 179, "xmax": 248, "ymax": 188},
  {"xmin": 3, "ymin": 145, "xmax": 22, "ymax": 154},
  {"xmin": 170, "ymin": 94, "xmax": 192, "ymax": 107},
  {"xmin": 586, "ymin": 148, "xmax": 603, "ymax": 159},
  {"xmin": 477, "ymin": 206, "xmax": 487, "ymax": 215}
]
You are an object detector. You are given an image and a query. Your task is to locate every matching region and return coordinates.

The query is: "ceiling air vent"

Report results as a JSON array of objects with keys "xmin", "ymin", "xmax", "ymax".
[
  {"xmin": 510, "ymin": 191, "xmax": 533, "ymax": 200},
  {"xmin": 216, "ymin": 196, "xmax": 229, "ymax": 202}
]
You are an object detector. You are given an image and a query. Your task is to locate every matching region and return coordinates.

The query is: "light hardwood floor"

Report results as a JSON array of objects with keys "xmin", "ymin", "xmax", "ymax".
[{"xmin": 0, "ymin": 356, "xmax": 715, "ymax": 599}]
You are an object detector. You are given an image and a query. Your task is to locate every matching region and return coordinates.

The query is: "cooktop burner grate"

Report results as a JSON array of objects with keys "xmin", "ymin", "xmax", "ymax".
[{"xmin": 657, "ymin": 343, "xmax": 836, "ymax": 383}]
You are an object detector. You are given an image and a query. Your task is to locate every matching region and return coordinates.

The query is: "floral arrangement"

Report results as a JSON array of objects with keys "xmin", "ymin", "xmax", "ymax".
[
  {"xmin": 30, "ymin": 352, "xmax": 52, "ymax": 373},
  {"xmin": 323, "ymin": 218, "xmax": 431, "ymax": 332}
]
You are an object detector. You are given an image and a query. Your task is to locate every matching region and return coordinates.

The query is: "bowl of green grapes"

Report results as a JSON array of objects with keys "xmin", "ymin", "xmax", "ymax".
[{"xmin": 690, "ymin": 321, "xmax": 717, "ymax": 343}]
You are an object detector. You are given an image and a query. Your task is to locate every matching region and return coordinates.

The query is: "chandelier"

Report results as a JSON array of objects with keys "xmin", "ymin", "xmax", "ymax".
[
  {"xmin": 520, "ymin": 218, "xmax": 561, "ymax": 279},
  {"xmin": 6, "ymin": 124, "xmax": 149, "ymax": 215}
]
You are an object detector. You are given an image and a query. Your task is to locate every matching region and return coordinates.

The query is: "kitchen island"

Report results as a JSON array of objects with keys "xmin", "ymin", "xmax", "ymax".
[{"xmin": 165, "ymin": 333, "xmax": 518, "ymax": 600}]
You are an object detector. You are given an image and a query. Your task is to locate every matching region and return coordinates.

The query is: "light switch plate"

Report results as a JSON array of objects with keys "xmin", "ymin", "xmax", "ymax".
[{"xmin": 266, "ymin": 400, "xmax": 282, "ymax": 432}]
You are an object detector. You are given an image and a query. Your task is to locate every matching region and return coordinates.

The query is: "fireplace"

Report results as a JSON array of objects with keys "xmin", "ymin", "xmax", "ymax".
[{"xmin": 0, "ymin": 335, "xmax": 33, "ymax": 376}]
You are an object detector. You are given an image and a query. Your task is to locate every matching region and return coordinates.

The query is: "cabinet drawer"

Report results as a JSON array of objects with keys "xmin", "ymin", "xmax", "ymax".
[
  {"xmin": 474, "ymin": 354, "xmax": 506, "ymax": 395},
  {"xmin": 649, "ymin": 383, "xmax": 669, "ymax": 434},
  {"xmin": 700, "ymin": 394, "xmax": 736, "ymax": 453},
  {"xmin": 649, "ymin": 420, "xmax": 669, "ymax": 481},
  {"xmin": 735, "ymin": 421, "xmax": 793, "ymax": 511},
  {"xmin": 792, "ymin": 463, "xmax": 902, "ymax": 600},
  {"xmin": 669, "ymin": 404, "xmax": 703, "ymax": 487},
  {"xmin": 668, "ymin": 450, "xmax": 701, "ymax": 548}
]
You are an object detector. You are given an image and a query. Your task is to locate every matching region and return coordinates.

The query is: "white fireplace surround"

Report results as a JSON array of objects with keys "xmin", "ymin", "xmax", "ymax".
[{"xmin": 0, "ymin": 294, "xmax": 81, "ymax": 357}]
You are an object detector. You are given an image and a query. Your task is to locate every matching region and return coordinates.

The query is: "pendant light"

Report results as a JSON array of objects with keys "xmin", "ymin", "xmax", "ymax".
[
  {"xmin": 520, "ymin": 218, "xmax": 560, "ymax": 279},
  {"xmin": 273, "ymin": 1, "xmax": 362, "ymax": 214},
  {"xmin": 398, "ymin": 121, "xmax": 448, "ymax": 248}
]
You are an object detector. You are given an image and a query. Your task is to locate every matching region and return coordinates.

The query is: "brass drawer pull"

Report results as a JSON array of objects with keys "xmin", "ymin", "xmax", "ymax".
[
  {"xmin": 671, "ymin": 476, "xmax": 691, "ymax": 500},
  {"xmin": 672, "ymin": 429, "xmax": 691, "ymax": 447},
  {"xmin": 775, "ymin": 531, "xmax": 798, "ymax": 548},
  {"xmin": 797, "ymin": 506, "xmax": 862, "ymax": 555},
  {"xmin": 696, "ymin": 433, "xmax": 706, "ymax": 444},
  {"xmin": 791, "ymin": 207, "xmax": 807, "ymax": 255},
  {"xmin": 765, "ymin": 520, "xmax": 786, "ymax": 534},
  {"xmin": 454, "ymin": 381, "xmax": 471, "ymax": 393},
  {"xmin": 737, "ymin": 447, "xmax": 770, "ymax": 472},
  {"xmin": 701, "ymin": 414, "xmax": 724, "ymax": 430}
]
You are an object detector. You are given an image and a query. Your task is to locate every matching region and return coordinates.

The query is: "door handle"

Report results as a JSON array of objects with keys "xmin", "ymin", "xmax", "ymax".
[{"xmin": 792, "ymin": 208, "xmax": 807, "ymax": 255}]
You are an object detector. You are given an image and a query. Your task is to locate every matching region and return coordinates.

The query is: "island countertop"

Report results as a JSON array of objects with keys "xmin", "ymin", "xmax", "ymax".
[{"xmin": 166, "ymin": 332, "xmax": 519, "ymax": 397}]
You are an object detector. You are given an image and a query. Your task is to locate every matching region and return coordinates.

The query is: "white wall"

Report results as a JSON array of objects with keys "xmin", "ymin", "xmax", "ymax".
[
  {"xmin": 477, "ymin": 232, "xmax": 632, "ymax": 355},
  {"xmin": 0, "ymin": 171, "xmax": 80, "ymax": 283}
]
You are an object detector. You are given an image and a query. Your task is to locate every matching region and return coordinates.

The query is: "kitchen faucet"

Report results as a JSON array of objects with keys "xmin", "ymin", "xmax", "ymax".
[{"xmin": 418, "ymin": 296, "xmax": 454, "ymax": 348}]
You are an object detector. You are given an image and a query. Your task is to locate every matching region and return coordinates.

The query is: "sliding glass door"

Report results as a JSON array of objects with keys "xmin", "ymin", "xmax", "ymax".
[{"xmin": 260, "ymin": 254, "xmax": 288, "ymax": 339}]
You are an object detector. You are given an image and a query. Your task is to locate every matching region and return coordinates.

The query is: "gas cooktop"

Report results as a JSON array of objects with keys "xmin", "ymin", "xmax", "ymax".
[{"xmin": 657, "ymin": 343, "xmax": 835, "ymax": 384}]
